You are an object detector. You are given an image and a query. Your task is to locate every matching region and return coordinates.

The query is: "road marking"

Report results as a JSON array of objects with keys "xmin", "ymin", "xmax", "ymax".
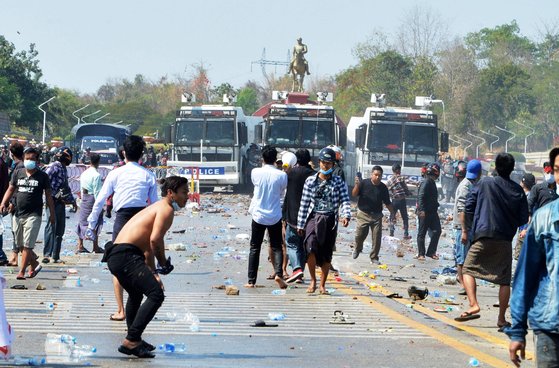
[
  {"xmin": 329, "ymin": 273, "xmax": 526, "ymax": 368},
  {"xmin": 4, "ymin": 289, "xmax": 430, "ymax": 339}
]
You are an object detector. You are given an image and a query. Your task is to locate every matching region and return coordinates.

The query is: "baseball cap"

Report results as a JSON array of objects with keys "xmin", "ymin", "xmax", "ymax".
[
  {"xmin": 466, "ymin": 159, "xmax": 482, "ymax": 179},
  {"xmin": 521, "ymin": 173, "xmax": 536, "ymax": 189}
]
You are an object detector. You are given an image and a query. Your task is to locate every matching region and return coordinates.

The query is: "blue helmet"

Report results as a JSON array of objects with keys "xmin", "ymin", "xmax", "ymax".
[{"xmin": 318, "ymin": 147, "xmax": 336, "ymax": 163}]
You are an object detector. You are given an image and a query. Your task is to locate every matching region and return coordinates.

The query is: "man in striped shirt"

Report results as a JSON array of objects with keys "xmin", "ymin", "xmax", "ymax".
[
  {"xmin": 386, "ymin": 163, "xmax": 411, "ymax": 239},
  {"xmin": 297, "ymin": 147, "xmax": 351, "ymax": 294}
]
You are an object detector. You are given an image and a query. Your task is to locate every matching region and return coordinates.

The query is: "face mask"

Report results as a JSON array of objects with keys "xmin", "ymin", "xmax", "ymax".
[
  {"xmin": 319, "ymin": 168, "xmax": 334, "ymax": 175},
  {"xmin": 171, "ymin": 200, "xmax": 183, "ymax": 211},
  {"xmin": 545, "ymin": 173, "xmax": 555, "ymax": 184},
  {"xmin": 24, "ymin": 160, "xmax": 36, "ymax": 170}
]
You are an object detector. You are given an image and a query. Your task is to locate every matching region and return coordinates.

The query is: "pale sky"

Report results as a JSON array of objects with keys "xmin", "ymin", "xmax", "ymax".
[{"xmin": 1, "ymin": 0, "xmax": 557, "ymax": 94}]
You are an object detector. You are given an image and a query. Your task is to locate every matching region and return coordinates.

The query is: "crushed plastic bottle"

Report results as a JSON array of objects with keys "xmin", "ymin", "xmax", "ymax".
[
  {"xmin": 271, "ymin": 289, "xmax": 286, "ymax": 296},
  {"xmin": 44, "ymin": 333, "xmax": 75, "ymax": 358},
  {"xmin": 72, "ymin": 345, "xmax": 97, "ymax": 359},
  {"xmin": 268, "ymin": 312, "xmax": 286, "ymax": 321},
  {"xmin": 157, "ymin": 343, "xmax": 186, "ymax": 353},
  {"xmin": 224, "ymin": 278, "xmax": 233, "ymax": 286},
  {"xmin": 12, "ymin": 356, "xmax": 46, "ymax": 366},
  {"xmin": 468, "ymin": 357, "xmax": 480, "ymax": 367}
]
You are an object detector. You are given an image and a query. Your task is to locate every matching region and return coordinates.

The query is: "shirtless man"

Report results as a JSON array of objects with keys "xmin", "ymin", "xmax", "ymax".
[{"xmin": 104, "ymin": 176, "xmax": 188, "ymax": 358}]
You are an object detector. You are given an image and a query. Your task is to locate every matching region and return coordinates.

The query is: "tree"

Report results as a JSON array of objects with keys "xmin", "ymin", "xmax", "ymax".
[
  {"xmin": 209, "ymin": 82, "xmax": 237, "ymax": 104},
  {"xmin": 465, "ymin": 21, "xmax": 536, "ymax": 67},
  {"xmin": 236, "ymin": 87, "xmax": 259, "ymax": 115}
]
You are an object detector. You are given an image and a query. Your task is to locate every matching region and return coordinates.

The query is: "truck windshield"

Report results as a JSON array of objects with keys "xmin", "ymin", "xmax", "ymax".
[
  {"xmin": 405, "ymin": 124, "xmax": 437, "ymax": 153},
  {"xmin": 266, "ymin": 119, "xmax": 300, "ymax": 145},
  {"xmin": 301, "ymin": 120, "xmax": 334, "ymax": 147},
  {"xmin": 176, "ymin": 119, "xmax": 235, "ymax": 146},
  {"xmin": 82, "ymin": 137, "xmax": 117, "ymax": 151},
  {"xmin": 368, "ymin": 122, "xmax": 402, "ymax": 152}
]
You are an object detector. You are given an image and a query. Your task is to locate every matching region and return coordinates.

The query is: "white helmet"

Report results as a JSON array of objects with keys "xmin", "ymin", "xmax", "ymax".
[
  {"xmin": 328, "ymin": 145, "xmax": 343, "ymax": 161},
  {"xmin": 281, "ymin": 151, "xmax": 297, "ymax": 168}
]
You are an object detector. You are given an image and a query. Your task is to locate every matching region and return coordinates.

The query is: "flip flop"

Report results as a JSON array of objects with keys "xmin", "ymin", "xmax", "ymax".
[
  {"xmin": 11, "ymin": 284, "xmax": 27, "ymax": 289},
  {"xmin": 118, "ymin": 344, "xmax": 155, "ymax": 358},
  {"xmin": 266, "ymin": 274, "xmax": 275, "ymax": 280},
  {"xmin": 110, "ymin": 314, "xmax": 125, "ymax": 321},
  {"xmin": 497, "ymin": 322, "xmax": 511, "ymax": 332},
  {"xmin": 16, "ymin": 275, "xmax": 26, "ymax": 280},
  {"xmin": 454, "ymin": 312, "xmax": 480, "ymax": 322},
  {"xmin": 250, "ymin": 320, "xmax": 278, "ymax": 327},
  {"xmin": 27, "ymin": 265, "xmax": 42, "ymax": 279},
  {"xmin": 386, "ymin": 293, "xmax": 403, "ymax": 299}
]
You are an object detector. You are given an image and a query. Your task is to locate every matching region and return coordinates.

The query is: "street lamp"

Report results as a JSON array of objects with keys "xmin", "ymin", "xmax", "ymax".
[
  {"xmin": 81, "ymin": 110, "xmax": 102, "ymax": 124},
  {"xmin": 479, "ymin": 129, "xmax": 500, "ymax": 152},
  {"xmin": 93, "ymin": 113, "xmax": 110, "ymax": 124},
  {"xmin": 453, "ymin": 135, "xmax": 472, "ymax": 158},
  {"xmin": 38, "ymin": 96, "xmax": 56, "ymax": 144},
  {"xmin": 467, "ymin": 132, "xmax": 486, "ymax": 158},
  {"xmin": 495, "ymin": 125, "xmax": 516, "ymax": 153},
  {"xmin": 72, "ymin": 104, "xmax": 90, "ymax": 125},
  {"xmin": 512, "ymin": 121, "xmax": 535, "ymax": 154}
]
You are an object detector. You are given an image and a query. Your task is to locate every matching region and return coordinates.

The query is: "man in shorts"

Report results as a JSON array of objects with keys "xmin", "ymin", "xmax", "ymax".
[
  {"xmin": 297, "ymin": 147, "xmax": 351, "ymax": 294},
  {"xmin": 104, "ymin": 176, "xmax": 187, "ymax": 358},
  {"xmin": 0, "ymin": 148, "xmax": 55, "ymax": 279},
  {"xmin": 456, "ymin": 153, "xmax": 528, "ymax": 330}
]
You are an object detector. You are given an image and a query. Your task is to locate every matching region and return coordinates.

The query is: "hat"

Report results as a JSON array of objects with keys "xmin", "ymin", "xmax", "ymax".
[
  {"xmin": 281, "ymin": 151, "xmax": 297, "ymax": 168},
  {"xmin": 466, "ymin": 159, "xmax": 482, "ymax": 179},
  {"xmin": 543, "ymin": 161, "xmax": 552, "ymax": 174},
  {"xmin": 521, "ymin": 173, "xmax": 536, "ymax": 189}
]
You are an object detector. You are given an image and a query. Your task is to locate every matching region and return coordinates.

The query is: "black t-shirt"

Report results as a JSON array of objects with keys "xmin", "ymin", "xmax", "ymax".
[
  {"xmin": 283, "ymin": 165, "xmax": 315, "ymax": 226},
  {"xmin": 357, "ymin": 179, "xmax": 391, "ymax": 214},
  {"xmin": 10, "ymin": 168, "xmax": 51, "ymax": 217}
]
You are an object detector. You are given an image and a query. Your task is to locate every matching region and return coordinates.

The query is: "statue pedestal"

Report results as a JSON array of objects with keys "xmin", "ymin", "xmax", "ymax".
[{"xmin": 286, "ymin": 93, "xmax": 309, "ymax": 104}]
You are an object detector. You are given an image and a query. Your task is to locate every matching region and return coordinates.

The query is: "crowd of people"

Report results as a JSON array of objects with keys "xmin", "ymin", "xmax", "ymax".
[{"xmin": 0, "ymin": 136, "xmax": 558, "ymax": 365}]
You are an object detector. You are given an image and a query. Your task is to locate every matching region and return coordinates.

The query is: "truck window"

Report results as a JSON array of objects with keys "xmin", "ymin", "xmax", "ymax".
[
  {"xmin": 301, "ymin": 120, "xmax": 334, "ymax": 147},
  {"xmin": 368, "ymin": 122, "xmax": 402, "ymax": 152},
  {"xmin": 206, "ymin": 120, "xmax": 235, "ymax": 145},
  {"xmin": 176, "ymin": 120, "xmax": 203, "ymax": 144},
  {"xmin": 267, "ymin": 119, "xmax": 299, "ymax": 145},
  {"xmin": 405, "ymin": 124, "xmax": 437, "ymax": 153}
]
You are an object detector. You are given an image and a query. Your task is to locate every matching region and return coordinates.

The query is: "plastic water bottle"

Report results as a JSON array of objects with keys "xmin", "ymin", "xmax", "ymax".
[
  {"xmin": 76, "ymin": 278, "xmax": 82, "ymax": 287},
  {"xmin": 158, "ymin": 343, "xmax": 186, "ymax": 353},
  {"xmin": 12, "ymin": 356, "xmax": 46, "ymax": 366},
  {"xmin": 469, "ymin": 357, "xmax": 480, "ymax": 367},
  {"xmin": 271, "ymin": 289, "xmax": 286, "ymax": 296},
  {"xmin": 268, "ymin": 312, "xmax": 286, "ymax": 321},
  {"xmin": 190, "ymin": 319, "xmax": 200, "ymax": 332},
  {"xmin": 45, "ymin": 333, "xmax": 75, "ymax": 357},
  {"xmin": 46, "ymin": 302, "xmax": 55, "ymax": 311},
  {"xmin": 224, "ymin": 278, "xmax": 233, "ymax": 286},
  {"xmin": 72, "ymin": 344, "xmax": 97, "ymax": 359}
]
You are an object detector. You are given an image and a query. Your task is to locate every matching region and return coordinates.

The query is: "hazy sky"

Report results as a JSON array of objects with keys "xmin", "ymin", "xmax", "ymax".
[{"xmin": 1, "ymin": 0, "xmax": 557, "ymax": 94}]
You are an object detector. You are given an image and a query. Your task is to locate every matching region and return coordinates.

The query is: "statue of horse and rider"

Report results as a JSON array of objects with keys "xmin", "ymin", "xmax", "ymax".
[{"xmin": 287, "ymin": 37, "xmax": 310, "ymax": 92}]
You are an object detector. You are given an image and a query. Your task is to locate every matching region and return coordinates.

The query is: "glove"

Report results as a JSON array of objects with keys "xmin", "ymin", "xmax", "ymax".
[
  {"xmin": 155, "ymin": 256, "xmax": 174, "ymax": 275},
  {"xmin": 85, "ymin": 227, "xmax": 96, "ymax": 241}
]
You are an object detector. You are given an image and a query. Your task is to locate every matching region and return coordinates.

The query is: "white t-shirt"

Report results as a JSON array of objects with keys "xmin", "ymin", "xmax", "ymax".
[{"xmin": 249, "ymin": 164, "xmax": 287, "ymax": 225}]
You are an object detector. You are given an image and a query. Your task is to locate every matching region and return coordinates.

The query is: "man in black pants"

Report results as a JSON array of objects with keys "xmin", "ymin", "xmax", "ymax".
[
  {"xmin": 105, "ymin": 176, "xmax": 187, "ymax": 358},
  {"xmin": 416, "ymin": 162, "xmax": 441, "ymax": 260},
  {"xmin": 88, "ymin": 135, "xmax": 158, "ymax": 321}
]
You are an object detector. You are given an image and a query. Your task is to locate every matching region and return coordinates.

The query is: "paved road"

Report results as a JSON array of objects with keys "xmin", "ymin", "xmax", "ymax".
[{"xmin": 0, "ymin": 193, "xmax": 534, "ymax": 367}]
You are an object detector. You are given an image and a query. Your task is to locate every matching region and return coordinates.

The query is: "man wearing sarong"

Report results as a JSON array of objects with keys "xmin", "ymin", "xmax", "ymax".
[
  {"xmin": 76, "ymin": 153, "xmax": 104, "ymax": 253},
  {"xmin": 297, "ymin": 147, "xmax": 351, "ymax": 294},
  {"xmin": 456, "ymin": 153, "xmax": 528, "ymax": 330}
]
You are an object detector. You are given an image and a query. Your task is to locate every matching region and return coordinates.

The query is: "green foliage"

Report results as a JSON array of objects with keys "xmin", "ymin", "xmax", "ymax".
[{"xmin": 236, "ymin": 87, "xmax": 259, "ymax": 115}]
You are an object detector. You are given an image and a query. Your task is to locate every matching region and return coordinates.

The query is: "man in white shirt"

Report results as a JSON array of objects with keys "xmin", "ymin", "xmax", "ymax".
[
  {"xmin": 87, "ymin": 135, "xmax": 158, "ymax": 322},
  {"xmin": 246, "ymin": 146, "xmax": 288, "ymax": 289},
  {"xmin": 76, "ymin": 153, "xmax": 104, "ymax": 253}
]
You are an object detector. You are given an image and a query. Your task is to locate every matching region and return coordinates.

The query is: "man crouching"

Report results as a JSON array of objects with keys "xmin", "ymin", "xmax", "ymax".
[{"xmin": 104, "ymin": 176, "xmax": 188, "ymax": 358}]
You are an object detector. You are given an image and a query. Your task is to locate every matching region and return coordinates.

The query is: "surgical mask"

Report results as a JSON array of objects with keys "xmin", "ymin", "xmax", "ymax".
[
  {"xmin": 545, "ymin": 173, "xmax": 554, "ymax": 184},
  {"xmin": 171, "ymin": 200, "xmax": 183, "ymax": 211},
  {"xmin": 319, "ymin": 168, "xmax": 334, "ymax": 175},
  {"xmin": 23, "ymin": 160, "xmax": 36, "ymax": 170}
]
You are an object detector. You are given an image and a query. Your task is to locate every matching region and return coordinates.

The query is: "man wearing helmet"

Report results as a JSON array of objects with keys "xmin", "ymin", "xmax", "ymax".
[
  {"xmin": 42, "ymin": 146, "xmax": 77, "ymax": 264},
  {"xmin": 296, "ymin": 147, "xmax": 351, "ymax": 294},
  {"xmin": 416, "ymin": 162, "xmax": 441, "ymax": 260}
]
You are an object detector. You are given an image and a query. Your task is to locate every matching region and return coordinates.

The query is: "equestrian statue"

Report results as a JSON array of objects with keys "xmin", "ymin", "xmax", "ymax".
[{"xmin": 287, "ymin": 37, "xmax": 310, "ymax": 92}]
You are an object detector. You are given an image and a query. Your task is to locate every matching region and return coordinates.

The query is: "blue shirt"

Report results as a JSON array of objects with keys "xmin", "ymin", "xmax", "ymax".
[
  {"xmin": 45, "ymin": 161, "xmax": 75, "ymax": 203},
  {"xmin": 87, "ymin": 162, "xmax": 157, "ymax": 229},
  {"xmin": 249, "ymin": 165, "xmax": 287, "ymax": 226},
  {"xmin": 506, "ymin": 199, "xmax": 559, "ymax": 342},
  {"xmin": 80, "ymin": 166, "xmax": 102, "ymax": 198}
]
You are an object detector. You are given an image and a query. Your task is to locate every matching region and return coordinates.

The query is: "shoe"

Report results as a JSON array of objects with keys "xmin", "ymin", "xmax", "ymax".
[
  {"xmin": 370, "ymin": 259, "xmax": 380, "ymax": 265},
  {"xmin": 352, "ymin": 250, "xmax": 360, "ymax": 259},
  {"xmin": 77, "ymin": 248, "xmax": 90, "ymax": 254},
  {"xmin": 53, "ymin": 259, "xmax": 64, "ymax": 264},
  {"xmin": 389, "ymin": 232, "xmax": 394, "ymax": 237},
  {"xmin": 118, "ymin": 344, "xmax": 155, "ymax": 358},
  {"xmin": 403, "ymin": 235, "xmax": 412, "ymax": 240},
  {"xmin": 286, "ymin": 269, "xmax": 304, "ymax": 283},
  {"xmin": 93, "ymin": 248, "xmax": 105, "ymax": 254},
  {"xmin": 329, "ymin": 264, "xmax": 338, "ymax": 273},
  {"xmin": 42, "ymin": 257, "xmax": 50, "ymax": 264}
]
